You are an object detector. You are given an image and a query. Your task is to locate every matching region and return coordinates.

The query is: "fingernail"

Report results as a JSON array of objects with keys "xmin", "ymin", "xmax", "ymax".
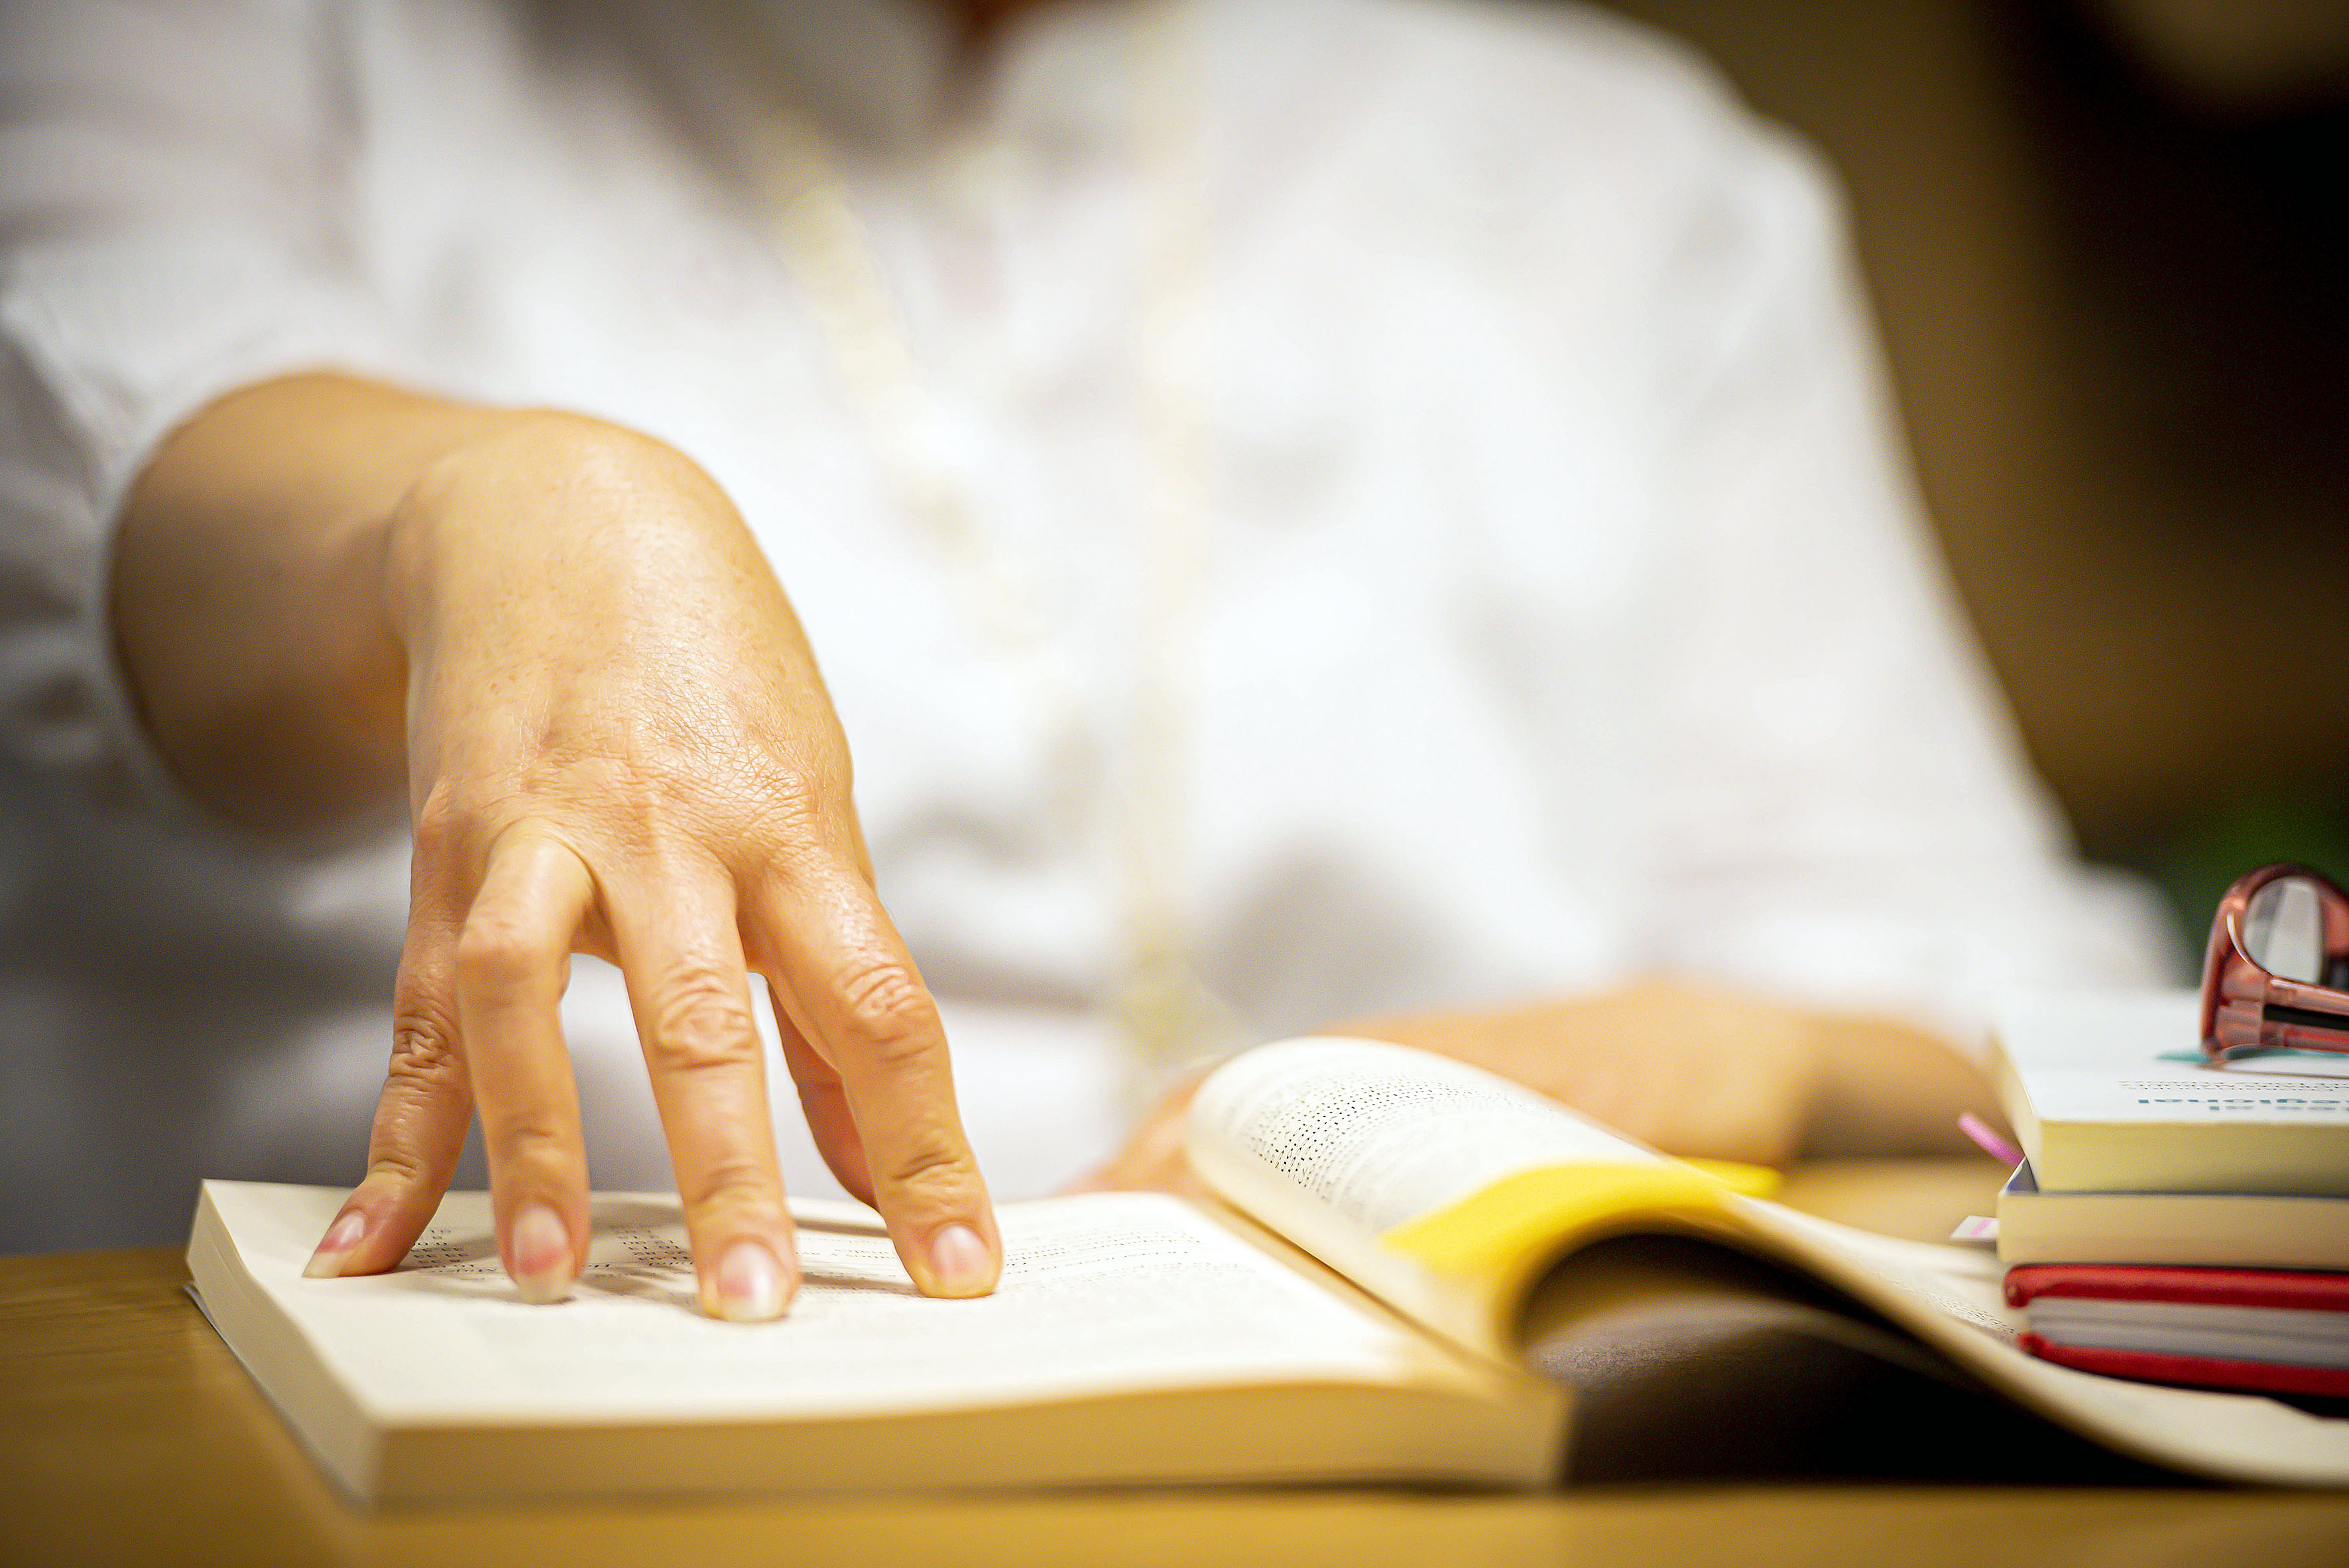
[
  {"xmin": 302, "ymin": 1209, "xmax": 368, "ymax": 1279},
  {"xmin": 510, "ymin": 1202, "xmax": 573, "ymax": 1304},
  {"xmin": 927, "ymin": 1223, "xmax": 995, "ymax": 1297},
  {"xmin": 710, "ymin": 1240, "xmax": 786, "ymax": 1322}
]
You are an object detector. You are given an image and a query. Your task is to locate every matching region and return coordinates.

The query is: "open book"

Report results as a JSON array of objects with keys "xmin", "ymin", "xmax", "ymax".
[{"xmin": 188, "ymin": 1038, "xmax": 2349, "ymax": 1504}]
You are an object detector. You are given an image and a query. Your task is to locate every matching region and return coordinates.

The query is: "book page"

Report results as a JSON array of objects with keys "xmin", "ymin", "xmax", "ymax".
[
  {"xmin": 1183, "ymin": 1040, "xmax": 2096, "ymax": 1362},
  {"xmin": 1725, "ymin": 1196, "xmax": 2349, "ymax": 1484},
  {"xmin": 199, "ymin": 1181, "xmax": 1464, "ymax": 1425},
  {"xmin": 1189, "ymin": 1037, "xmax": 1667, "ymax": 1236},
  {"xmin": 1183, "ymin": 1038, "xmax": 1679, "ymax": 1352},
  {"xmin": 1178, "ymin": 1040, "xmax": 2349, "ymax": 1484}
]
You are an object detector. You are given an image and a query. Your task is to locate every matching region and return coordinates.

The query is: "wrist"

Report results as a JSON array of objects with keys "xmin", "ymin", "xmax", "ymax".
[
  {"xmin": 373, "ymin": 405, "xmax": 562, "ymax": 656},
  {"xmin": 1807, "ymin": 1013, "xmax": 1999, "ymax": 1157},
  {"xmin": 377, "ymin": 410, "xmax": 718, "ymax": 656}
]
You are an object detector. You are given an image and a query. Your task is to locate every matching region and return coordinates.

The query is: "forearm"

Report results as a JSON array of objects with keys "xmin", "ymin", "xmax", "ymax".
[
  {"xmin": 1085, "ymin": 981, "xmax": 2010, "ymax": 1196},
  {"xmin": 110, "ymin": 372, "xmax": 518, "ymax": 829},
  {"xmin": 1339, "ymin": 981, "xmax": 2005, "ymax": 1164}
]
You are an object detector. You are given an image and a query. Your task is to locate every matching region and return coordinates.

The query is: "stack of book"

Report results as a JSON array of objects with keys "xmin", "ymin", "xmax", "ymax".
[{"xmin": 1989, "ymin": 989, "xmax": 2349, "ymax": 1398}]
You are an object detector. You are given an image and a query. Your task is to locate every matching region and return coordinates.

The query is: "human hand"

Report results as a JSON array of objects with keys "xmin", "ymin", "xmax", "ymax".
[
  {"xmin": 1353, "ymin": 983, "xmax": 2004, "ymax": 1162},
  {"xmin": 1081, "ymin": 981, "xmax": 1997, "ymax": 1192},
  {"xmin": 293, "ymin": 412, "xmax": 998, "ymax": 1315}
]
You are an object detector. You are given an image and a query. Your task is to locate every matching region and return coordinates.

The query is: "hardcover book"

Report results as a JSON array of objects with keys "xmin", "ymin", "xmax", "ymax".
[{"xmin": 2009, "ymin": 1262, "xmax": 2349, "ymax": 1399}]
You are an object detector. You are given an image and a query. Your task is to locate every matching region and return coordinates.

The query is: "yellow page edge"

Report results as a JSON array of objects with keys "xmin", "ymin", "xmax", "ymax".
[{"xmin": 1380, "ymin": 1159, "xmax": 1779, "ymax": 1280}]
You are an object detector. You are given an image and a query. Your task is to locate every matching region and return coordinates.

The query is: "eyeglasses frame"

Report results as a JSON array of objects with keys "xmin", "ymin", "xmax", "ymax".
[{"xmin": 2200, "ymin": 861, "xmax": 2349, "ymax": 1063}]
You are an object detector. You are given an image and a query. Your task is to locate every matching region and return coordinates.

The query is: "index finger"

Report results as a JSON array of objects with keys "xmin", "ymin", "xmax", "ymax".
[{"xmin": 754, "ymin": 867, "xmax": 1000, "ymax": 1298}]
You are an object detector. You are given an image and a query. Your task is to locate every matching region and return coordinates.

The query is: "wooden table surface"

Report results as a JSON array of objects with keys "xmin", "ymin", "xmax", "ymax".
[{"xmin": 7, "ymin": 1161, "xmax": 2346, "ymax": 1568}]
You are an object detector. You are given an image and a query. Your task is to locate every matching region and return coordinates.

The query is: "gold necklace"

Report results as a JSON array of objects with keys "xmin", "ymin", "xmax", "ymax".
[{"xmin": 729, "ymin": 0, "xmax": 1234, "ymax": 1098}]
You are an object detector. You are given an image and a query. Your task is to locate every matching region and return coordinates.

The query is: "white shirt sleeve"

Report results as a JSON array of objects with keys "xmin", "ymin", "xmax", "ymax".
[
  {"xmin": 1634, "ymin": 117, "xmax": 2179, "ymax": 1051},
  {"xmin": 0, "ymin": 0, "xmax": 404, "ymax": 813}
]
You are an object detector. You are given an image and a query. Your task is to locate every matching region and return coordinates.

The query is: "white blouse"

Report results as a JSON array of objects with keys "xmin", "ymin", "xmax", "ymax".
[{"xmin": 0, "ymin": 0, "xmax": 2174, "ymax": 1248}]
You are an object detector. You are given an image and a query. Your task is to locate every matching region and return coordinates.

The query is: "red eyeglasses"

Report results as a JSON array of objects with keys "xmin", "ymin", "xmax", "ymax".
[{"xmin": 2200, "ymin": 863, "xmax": 2349, "ymax": 1062}]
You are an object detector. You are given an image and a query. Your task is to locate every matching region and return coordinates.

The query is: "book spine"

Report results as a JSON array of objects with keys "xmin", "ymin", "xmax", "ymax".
[
  {"xmin": 2018, "ymin": 1335, "xmax": 2349, "ymax": 1399},
  {"xmin": 2006, "ymin": 1264, "xmax": 2349, "ymax": 1312}
]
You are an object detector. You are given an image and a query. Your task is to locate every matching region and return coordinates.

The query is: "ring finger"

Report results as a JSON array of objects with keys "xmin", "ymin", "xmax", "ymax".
[{"xmin": 456, "ymin": 824, "xmax": 597, "ymax": 1303}]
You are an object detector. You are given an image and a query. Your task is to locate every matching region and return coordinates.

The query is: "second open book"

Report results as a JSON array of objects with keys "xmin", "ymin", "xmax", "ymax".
[{"xmin": 188, "ymin": 1038, "xmax": 2349, "ymax": 1504}]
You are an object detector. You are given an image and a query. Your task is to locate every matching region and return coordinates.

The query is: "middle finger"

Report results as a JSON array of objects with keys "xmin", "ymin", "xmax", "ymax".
[{"xmin": 603, "ymin": 858, "xmax": 798, "ymax": 1323}]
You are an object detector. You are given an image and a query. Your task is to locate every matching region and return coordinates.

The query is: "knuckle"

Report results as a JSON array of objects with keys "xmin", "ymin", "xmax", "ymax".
[
  {"xmin": 410, "ymin": 781, "xmax": 463, "ymax": 861},
  {"xmin": 833, "ymin": 959, "xmax": 936, "ymax": 1064},
  {"xmin": 880, "ymin": 1138, "xmax": 973, "ymax": 1205},
  {"xmin": 644, "ymin": 968, "xmax": 758, "ymax": 1076},
  {"xmin": 479, "ymin": 1109, "xmax": 574, "ymax": 1171},
  {"xmin": 456, "ymin": 907, "xmax": 558, "ymax": 995},
  {"xmin": 385, "ymin": 1008, "xmax": 463, "ymax": 1086},
  {"xmin": 364, "ymin": 1143, "xmax": 435, "ymax": 1192},
  {"xmin": 741, "ymin": 777, "xmax": 828, "ymax": 847},
  {"xmin": 683, "ymin": 1162, "xmax": 781, "ymax": 1219}
]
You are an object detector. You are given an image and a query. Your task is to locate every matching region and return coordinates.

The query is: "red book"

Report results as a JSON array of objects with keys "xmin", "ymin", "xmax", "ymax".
[{"xmin": 2008, "ymin": 1264, "xmax": 2349, "ymax": 1398}]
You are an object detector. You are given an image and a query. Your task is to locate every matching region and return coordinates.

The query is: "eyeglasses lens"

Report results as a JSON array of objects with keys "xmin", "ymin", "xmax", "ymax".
[{"xmin": 2241, "ymin": 875, "xmax": 2327, "ymax": 983}]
